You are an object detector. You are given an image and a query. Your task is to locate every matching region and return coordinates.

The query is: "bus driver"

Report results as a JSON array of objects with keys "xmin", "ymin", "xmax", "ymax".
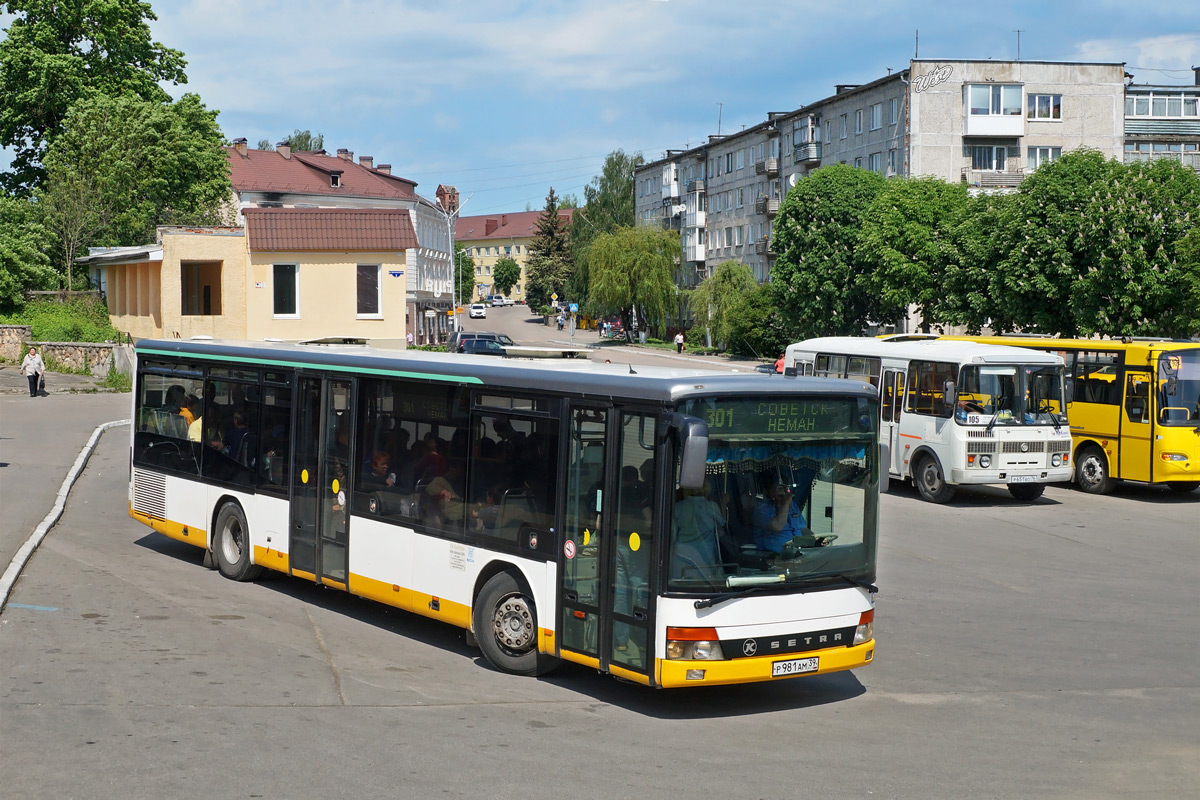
[{"xmin": 753, "ymin": 476, "xmax": 808, "ymax": 553}]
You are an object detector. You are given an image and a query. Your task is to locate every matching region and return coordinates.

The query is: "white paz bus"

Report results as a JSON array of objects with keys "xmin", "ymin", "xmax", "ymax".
[
  {"xmin": 785, "ymin": 336, "xmax": 1073, "ymax": 502},
  {"xmin": 129, "ymin": 338, "xmax": 881, "ymax": 688}
]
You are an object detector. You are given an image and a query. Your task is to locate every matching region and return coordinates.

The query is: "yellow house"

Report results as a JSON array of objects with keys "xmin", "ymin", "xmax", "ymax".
[
  {"xmin": 454, "ymin": 209, "xmax": 573, "ymax": 302},
  {"xmin": 82, "ymin": 208, "xmax": 417, "ymax": 345}
]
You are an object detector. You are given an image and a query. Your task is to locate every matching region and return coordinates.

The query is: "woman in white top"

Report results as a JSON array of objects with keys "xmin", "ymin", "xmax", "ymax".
[{"xmin": 20, "ymin": 346, "xmax": 45, "ymax": 398}]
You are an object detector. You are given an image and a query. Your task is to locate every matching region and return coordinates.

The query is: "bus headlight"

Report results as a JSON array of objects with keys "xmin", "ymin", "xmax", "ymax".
[
  {"xmin": 666, "ymin": 627, "xmax": 726, "ymax": 660},
  {"xmin": 1160, "ymin": 452, "xmax": 1188, "ymax": 462},
  {"xmin": 979, "ymin": 454, "xmax": 992, "ymax": 469},
  {"xmin": 1051, "ymin": 454, "xmax": 1062, "ymax": 467},
  {"xmin": 853, "ymin": 609, "xmax": 875, "ymax": 645}
]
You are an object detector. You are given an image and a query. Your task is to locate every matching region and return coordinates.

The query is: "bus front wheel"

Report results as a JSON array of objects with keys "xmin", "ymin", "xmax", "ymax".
[
  {"xmin": 1075, "ymin": 447, "xmax": 1116, "ymax": 495},
  {"xmin": 1007, "ymin": 482, "xmax": 1045, "ymax": 502},
  {"xmin": 214, "ymin": 502, "xmax": 264, "ymax": 582},
  {"xmin": 472, "ymin": 572, "xmax": 558, "ymax": 677},
  {"xmin": 914, "ymin": 454, "xmax": 955, "ymax": 504}
]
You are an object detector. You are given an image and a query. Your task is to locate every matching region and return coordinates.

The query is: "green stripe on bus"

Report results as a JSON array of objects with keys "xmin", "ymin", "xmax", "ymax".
[{"xmin": 137, "ymin": 347, "xmax": 483, "ymax": 384}]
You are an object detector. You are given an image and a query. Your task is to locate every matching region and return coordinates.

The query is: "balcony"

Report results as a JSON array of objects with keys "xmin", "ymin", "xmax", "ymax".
[
  {"xmin": 755, "ymin": 157, "xmax": 779, "ymax": 177},
  {"xmin": 659, "ymin": 214, "xmax": 682, "ymax": 231},
  {"xmin": 755, "ymin": 196, "xmax": 780, "ymax": 217},
  {"xmin": 686, "ymin": 179, "xmax": 705, "ymax": 193},
  {"xmin": 963, "ymin": 113, "xmax": 1024, "ymax": 138},
  {"xmin": 685, "ymin": 209, "xmax": 706, "ymax": 228},
  {"xmin": 685, "ymin": 243, "xmax": 706, "ymax": 263},
  {"xmin": 793, "ymin": 142, "xmax": 822, "ymax": 163},
  {"xmin": 960, "ymin": 168, "xmax": 1025, "ymax": 189},
  {"xmin": 754, "ymin": 236, "xmax": 774, "ymax": 256},
  {"xmin": 1124, "ymin": 150, "xmax": 1200, "ymax": 172}
]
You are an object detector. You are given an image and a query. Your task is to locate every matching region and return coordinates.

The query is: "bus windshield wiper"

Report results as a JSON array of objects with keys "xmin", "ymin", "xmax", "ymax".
[{"xmin": 694, "ymin": 583, "xmax": 782, "ymax": 610}]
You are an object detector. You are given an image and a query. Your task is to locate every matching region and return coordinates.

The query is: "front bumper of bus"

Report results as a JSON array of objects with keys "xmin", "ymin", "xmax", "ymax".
[
  {"xmin": 950, "ymin": 466, "xmax": 1073, "ymax": 485},
  {"xmin": 657, "ymin": 639, "xmax": 875, "ymax": 688}
]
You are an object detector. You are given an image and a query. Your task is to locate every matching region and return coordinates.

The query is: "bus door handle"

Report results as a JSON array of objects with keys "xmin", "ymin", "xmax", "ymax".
[
  {"xmin": 564, "ymin": 591, "xmax": 578, "ymax": 603},
  {"xmin": 633, "ymin": 610, "xmax": 647, "ymax": 621}
]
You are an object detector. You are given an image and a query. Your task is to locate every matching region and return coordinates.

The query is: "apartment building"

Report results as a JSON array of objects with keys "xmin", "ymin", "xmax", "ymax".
[
  {"xmin": 635, "ymin": 58, "xmax": 1132, "ymax": 285},
  {"xmin": 1123, "ymin": 69, "xmax": 1200, "ymax": 168},
  {"xmin": 454, "ymin": 209, "xmax": 574, "ymax": 303}
]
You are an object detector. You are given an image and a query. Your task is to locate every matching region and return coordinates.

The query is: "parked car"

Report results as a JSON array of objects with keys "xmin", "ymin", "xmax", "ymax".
[
  {"xmin": 487, "ymin": 294, "xmax": 511, "ymax": 306},
  {"xmin": 461, "ymin": 339, "xmax": 507, "ymax": 356},
  {"xmin": 469, "ymin": 303, "xmax": 487, "ymax": 319},
  {"xmin": 447, "ymin": 331, "xmax": 516, "ymax": 352}
]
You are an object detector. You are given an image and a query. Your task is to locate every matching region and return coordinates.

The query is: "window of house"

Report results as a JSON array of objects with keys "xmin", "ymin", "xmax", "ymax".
[
  {"xmin": 854, "ymin": 157, "xmax": 862, "ymax": 169},
  {"xmin": 968, "ymin": 84, "xmax": 1022, "ymax": 116},
  {"xmin": 357, "ymin": 264, "xmax": 381, "ymax": 317},
  {"xmin": 840, "ymin": 115, "xmax": 847, "ymax": 138},
  {"xmin": 1185, "ymin": 98, "xmax": 1198, "ymax": 116},
  {"xmin": 273, "ymin": 263, "xmax": 299, "ymax": 317},
  {"xmin": 889, "ymin": 97, "xmax": 899, "ymax": 124},
  {"xmin": 180, "ymin": 261, "xmax": 222, "ymax": 316},
  {"xmin": 735, "ymin": 225, "xmax": 743, "ymax": 246},
  {"xmin": 736, "ymin": 149, "xmax": 745, "ymax": 170},
  {"xmin": 888, "ymin": 148, "xmax": 898, "ymax": 174},
  {"xmin": 1027, "ymin": 146, "xmax": 1062, "ymax": 170},
  {"xmin": 737, "ymin": 187, "xmax": 744, "ymax": 208},
  {"xmin": 725, "ymin": 153, "xmax": 734, "ymax": 172},
  {"xmin": 724, "ymin": 227, "xmax": 733, "ymax": 248},
  {"xmin": 868, "ymin": 152, "xmax": 882, "ymax": 173},
  {"xmin": 855, "ymin": 109, "xmax": 863, "ymax": 134},
  {"xmin": 869, "ymin": 103, "xmax": 882, "ymax": 130},
  {"xmin": 971, "ymin": 145, "xmax": 1007, "ymax": 170},
  {"xmin": 1027, "ymin": 94, "xmax": 1062, "ymax": 120},
  {"xmin": 330, "ymin": 173, "xmax": 341, "ymax": 188}
]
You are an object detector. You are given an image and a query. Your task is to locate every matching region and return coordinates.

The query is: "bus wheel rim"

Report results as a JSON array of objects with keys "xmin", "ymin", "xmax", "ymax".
[
  {"xmin": 1081, "ymin": 454, "xmax": 1104, "ymax": 487},
  {"xmin": 492, "ymin": 593, "xmax": 535, "ymax": 654},
  {"xmin": 221, "ymin": 517, "xmax": 243, "ymax": 564},
  {"xmin": 922, "ymin": 460, "xmax": 942, "ymax": 492}
]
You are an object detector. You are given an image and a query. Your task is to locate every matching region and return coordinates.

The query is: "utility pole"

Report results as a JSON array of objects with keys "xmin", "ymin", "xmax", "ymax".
[
  {"xmin": 1014, "ymin": 29, "xmax": 1025, "ymax": 60},
  {"xmin": 431, "ymin": 191, "xmax": 473, "ymax": 337},
  {"xmin": 716, "ymin": 102, "xmax": 723, "ymax": 136}
]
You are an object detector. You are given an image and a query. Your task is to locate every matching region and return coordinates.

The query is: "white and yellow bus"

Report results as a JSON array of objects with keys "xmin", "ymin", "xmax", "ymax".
[
  {"xmin": 943, "ymin": 336, "xmax": 1200, "ymax": 494},
  {"xmin": 785, "ymin": 336, "xmax": 1073, "ymax": 502},
  {"xmin": 129, "ymin": 338, "xmax": 881, "ymax": 688}
]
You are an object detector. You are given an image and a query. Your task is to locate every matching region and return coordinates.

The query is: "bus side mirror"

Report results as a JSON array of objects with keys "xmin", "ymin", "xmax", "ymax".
[
  {"xmin": 673, "ymin": 414, "xmax": 709, "ymax": 490},
  {"xmin": 878, "ymin": 442, "xmax": 890, "ymax": 494},
  {"xmin": 1166, "ymin": 376, "xmax": 1178, "ymax": 396}
]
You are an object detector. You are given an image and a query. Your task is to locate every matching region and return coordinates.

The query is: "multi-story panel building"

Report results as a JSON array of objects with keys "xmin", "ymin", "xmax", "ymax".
[
  {"xmin": 636, "ymin": 58, "xmax": 1131, "ymax": 286},
  {"xmin": 454, "ymin": 209, "xmax": 574, "ymax": 303},
  {"xmin": 1123, "ymin": 69, "xmax": 1200, "ymax": 169}
]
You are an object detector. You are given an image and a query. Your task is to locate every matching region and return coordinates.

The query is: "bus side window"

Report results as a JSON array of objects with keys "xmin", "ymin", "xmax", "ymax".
[{"xmin": 1125, "ymin": 374, "xmax": 1150, "ymax": 424}]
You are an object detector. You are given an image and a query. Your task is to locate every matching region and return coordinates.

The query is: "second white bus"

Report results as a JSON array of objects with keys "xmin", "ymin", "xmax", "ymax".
[{"xmin": 785, "ymin": 336, "xmax": 1073, "ymax": 502}]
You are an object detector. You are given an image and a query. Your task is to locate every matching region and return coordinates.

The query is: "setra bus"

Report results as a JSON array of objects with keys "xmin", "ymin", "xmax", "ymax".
[
  {"xmin": 941, "ymin": 336, "xmax": 1200, "ymax": 494},
  {"xmin": 128, "ymin": 337, "xmax": 881, "ymax": 688},
  {"xmin": 785, "ymin": 336, "xmax": 1073, "ymax": 502}
]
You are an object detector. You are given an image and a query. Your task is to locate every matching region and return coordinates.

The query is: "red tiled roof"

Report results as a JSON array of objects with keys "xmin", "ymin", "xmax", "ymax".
[
  {"xmin": 455, "ymin": 208, "xmax": 574, "ymax": 241},
  {"xmin": 226, "ymin": 147, "xmax": 418, "ymax": 199},
  {"xmin": 244, "ymin": 208, "xmax": 419, "ymax": 252}
]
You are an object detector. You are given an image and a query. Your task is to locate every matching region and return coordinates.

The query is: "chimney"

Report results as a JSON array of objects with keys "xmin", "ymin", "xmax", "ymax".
[
  {"xmin": 232, "ymin": 137, "xmax": 248, "ymax": 156},
  {"xmin": 276, "ymin": 141, "xmax": 291, "ymax": 159},
  {"xmin": 337, "ymin": 148, "xmax": 353, "ymax": 161},
  {"xmin": 359, "ymin": 155, "xmax": 374, "ymax": 169},
  {"xmin": 1194, "ymin": 65, "xmax": 1199, "ymax": 85},
  {"xmin": 501, "ymin": 214, "xmax": 508, "ymax": 226},
  {"xmin": 485, "ymin": 218, "xmax": 499, "ymax": 236},
  {"xmin": 376, "ymin": 164, "xmax": 391, "ymax": 174}
]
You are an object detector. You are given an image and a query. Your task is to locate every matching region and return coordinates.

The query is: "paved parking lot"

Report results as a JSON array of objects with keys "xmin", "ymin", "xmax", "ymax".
[{"xmin": 2, "ymin": 403, "xmax": 1197, "ymax": 799}]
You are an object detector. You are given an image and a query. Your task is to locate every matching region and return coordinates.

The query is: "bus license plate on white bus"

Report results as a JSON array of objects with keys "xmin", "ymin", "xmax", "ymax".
[
  {"xmin": 772, "ymin": 656, "xmax": 819, "ymax": 677},
  {"xmin": 1009, "ymin": 475, "xmax": 1038, "ymax": 483}
]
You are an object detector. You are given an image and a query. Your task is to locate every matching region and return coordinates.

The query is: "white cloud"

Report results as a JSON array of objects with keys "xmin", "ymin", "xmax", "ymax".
[{"xmin": 1073, "ymin": 33, "xmax": 1200, "ymax": 80}]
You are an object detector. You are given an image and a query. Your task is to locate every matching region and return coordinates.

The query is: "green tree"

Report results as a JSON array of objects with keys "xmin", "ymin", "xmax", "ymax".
[
  {"xmin": 724, "ymin": 284, "xmax": 787, "ymax": 358},
  {"xmin": 859, "ymin": 177, "xmax": 969, "ymax": 332},
  {"xmin": 938, "ymin": 192, "xmax": 1015, "ymax": 333},
  {"xmin": 492, "ymin": 256, "xmax": 521, "ymax": 296},
  {"xmin": 454, "ymin": 242, "xmax": 475, "ymax": 306},
  {"xmin": 41, "ymin": 93, "xmax": 231, "ymax": 247},
  {"xmin": 0, "ymin": 194, "xmax": 57, "ymax": 309},
  {"xmin": 36, "ymin": 169, "xmax": 111, "ymax": 290},
  {"xmin": 524, "ymin": 188, "xmax": 573, "ymax": 309},
  {"xmin": 568, "ymin": 149, "xmax": 644, "ymax": 308},
  {"xmin": 771, "ymin": 164, "xmax": 887, "ymax": 340},
  {"xmin": 688, "ymin": 260, "xmax": 757, "ymax": 348},
  {"xmin": 586, "ymin": 226, "xmax": 679, "ymax": 340},
  {"xmin": 0, "ymin": 0, "xmax": 188, "ymax": 193}
]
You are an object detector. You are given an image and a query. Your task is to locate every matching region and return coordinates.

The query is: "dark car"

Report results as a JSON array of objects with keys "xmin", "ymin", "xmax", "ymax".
[
  {"xmin": 461, "ymin": 339, "xmax": 507, "ymax": 356},
  {"xmin": 447, "ymin": 331, "xmax": 516, "ymax": 352}
]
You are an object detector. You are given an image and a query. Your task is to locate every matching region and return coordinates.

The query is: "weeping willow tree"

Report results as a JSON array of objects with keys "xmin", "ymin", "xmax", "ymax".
[
  {"xmin": 688, "ymin": 260, "xmax": 757, "ymax": 348},
  {"xmin": 586, "ymin": 226, "xmax": 680, "ymax": 341}
]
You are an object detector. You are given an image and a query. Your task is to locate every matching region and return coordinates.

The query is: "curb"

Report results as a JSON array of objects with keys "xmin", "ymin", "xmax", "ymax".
[{"xmin": 0, "ymin": 418, "xmax": 130, "ymax": 613}]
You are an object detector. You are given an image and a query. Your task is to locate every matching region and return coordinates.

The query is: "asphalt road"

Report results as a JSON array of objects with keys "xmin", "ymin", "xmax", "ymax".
[{"xmin": 2, "ymin": 394, "xmax": 1197, "ymax": 799}]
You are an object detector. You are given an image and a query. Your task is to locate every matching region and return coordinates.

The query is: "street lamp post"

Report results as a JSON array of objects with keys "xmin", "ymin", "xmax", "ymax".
[{"xmin": 430, "ymin": 192, "xmax": 473, "ymax": 335}]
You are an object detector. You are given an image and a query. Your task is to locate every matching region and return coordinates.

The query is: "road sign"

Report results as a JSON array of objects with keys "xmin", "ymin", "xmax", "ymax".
[
  {"xmin": 569, "ymin": 303, "xmax": 578, "ymax": 313},
  {"xmin": 551, "ymin": 293, "xmax": 558, "ymax": 302}
]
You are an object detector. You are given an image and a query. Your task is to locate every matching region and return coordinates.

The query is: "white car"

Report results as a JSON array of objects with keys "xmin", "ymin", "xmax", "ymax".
[{"xmin": 469, "ymin": 303, "xmax": 487, "ymax": 319}]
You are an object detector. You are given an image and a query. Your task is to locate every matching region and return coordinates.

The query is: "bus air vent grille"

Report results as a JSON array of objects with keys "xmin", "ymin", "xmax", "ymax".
[
  {"xmin": 966, "ymin": 430, "xmax": 995, "ymax": 439},
  {"xmin": 968, "ymin": 442, "xmax": 997, "ymax": 454},
  {"xmin": 133, "ymin": 469, "xmax": 167, "ymax": 519},
  {"xmin": 1048, "ymin": 440, "xmax": 1071, "ymax": 454},
  {"xmin": 1002, "ymin": 441, "xmax": 1044, "ymax": 454}
]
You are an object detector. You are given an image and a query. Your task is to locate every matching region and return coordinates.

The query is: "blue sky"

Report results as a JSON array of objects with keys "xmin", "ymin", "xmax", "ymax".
[{"xmin": 6, "ymin": 1, "xmax": 1200, "ymax": 215}]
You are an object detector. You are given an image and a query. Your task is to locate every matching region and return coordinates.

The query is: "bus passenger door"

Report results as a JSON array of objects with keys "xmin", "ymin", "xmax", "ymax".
[
  {"xmin": 559, "ymin": 405, "xmax": 609, "ymax": 661},
  {"xmin": 289, "ymin": 375, "xmax": 355, "ymax": 587},
  {"xmin": 1120, "ymin": 371, "xmax": 1153, "ymax": 482},
  {"xmin": 608, "ymin": 412, "xmax": 657, "ymax": 679},
  {"xmin": 881, "ymin": 370, "xmax": 904, "ymax": 476}
]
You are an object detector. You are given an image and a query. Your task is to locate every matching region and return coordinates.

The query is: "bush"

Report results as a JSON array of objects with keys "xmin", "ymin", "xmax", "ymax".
[{"xmin": 0, "ymin": 296, "xmax": 119, "ymax": 342}]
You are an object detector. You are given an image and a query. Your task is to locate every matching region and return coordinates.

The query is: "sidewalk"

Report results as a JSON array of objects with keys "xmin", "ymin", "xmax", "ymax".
[
  {"xmin": 0, "ymin": 364, "xmax": 116, "ymax": 394},
  {"xmin": 549, "ymin": 336, "xmax": 772, "ymax": 371}
]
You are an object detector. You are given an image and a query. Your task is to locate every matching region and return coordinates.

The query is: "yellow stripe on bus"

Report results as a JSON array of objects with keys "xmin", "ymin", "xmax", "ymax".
[
  {"xmin": 656, "ymin": 640, "xmax": 875, "ymax": 688},
  {"xmin": 253, "ymin": 545, "xmax": 289, "ymax": 574},
  {"xmin": 130, "ymin": 507, "xmax": 206, "ymax": 549}
]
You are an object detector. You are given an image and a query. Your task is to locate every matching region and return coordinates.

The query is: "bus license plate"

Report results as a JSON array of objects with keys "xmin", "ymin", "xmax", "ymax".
[
  {"xmin": 772, "ymin": 656, "xmax": 819, "ymax": 677},
  {"xmin": 1009, "ymin": 475, "xmax": 1038, "ymax": 483}
]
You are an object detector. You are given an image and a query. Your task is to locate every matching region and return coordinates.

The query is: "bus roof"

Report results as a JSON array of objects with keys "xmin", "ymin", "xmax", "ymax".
[
  {"xmin": 136, "ymin": 338, "xmax": 876, "ymax": 404},
  {"xmin": 940, "ymin": 335, "xmax": 1200, "ymax": 355},
  {"xmin": 788, "ymin": 336, "xmax": 1064, "ymax": 365}
]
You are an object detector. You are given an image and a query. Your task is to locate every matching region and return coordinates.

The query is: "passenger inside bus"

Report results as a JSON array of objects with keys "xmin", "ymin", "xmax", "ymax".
[
  {"xmin": 752, "ymin": 473, "xmax": 809, "ymax": 554},
  {"xmin": 670, "ymin": 476, "xmax": 736, "ymax": 580}
]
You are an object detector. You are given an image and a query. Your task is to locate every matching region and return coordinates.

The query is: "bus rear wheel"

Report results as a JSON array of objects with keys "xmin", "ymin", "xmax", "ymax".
[
  {"xmin": 472, "ymin": 572, "xmax": 558, "ymax": 677},
  {"xmin": 214, "ymin": 502, "xmax": 263, "ymax": 582},
  {"xmin": 914, "ymin": 454, "xmax": 955, "ymax": 504},
  {"xmin": 1007, "ymin": 482, "xmax": 1045, "ymax": 502},
  {"xmin": 1166, "ymin": 481, "xmax": 1199, "ymax": 494},
  {"xmin": 1075, "ymin": 447, "xmax": 1116, "ymax": 495}
]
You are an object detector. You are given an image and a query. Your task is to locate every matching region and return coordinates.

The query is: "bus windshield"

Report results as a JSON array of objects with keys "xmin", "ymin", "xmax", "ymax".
[
  {"xmin": 956, "ymin": 364, "xmax": 1067, "ymax": 426},
  {"xmin": 668, "ymin": 396, "xmax": 878, "ymax": 594},
  {"xmin": 1159, "ymin": 350, "xmax": 1200, "ymax": 426}
]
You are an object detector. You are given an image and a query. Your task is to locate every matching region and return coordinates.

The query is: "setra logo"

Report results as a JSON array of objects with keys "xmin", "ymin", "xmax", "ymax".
[{"xmin": 742, "ymin": 640, "xmax": 758, "ymax": 657}]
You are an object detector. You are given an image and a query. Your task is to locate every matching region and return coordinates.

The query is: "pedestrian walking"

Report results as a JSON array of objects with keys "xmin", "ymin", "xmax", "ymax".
[
  {"xmin": 674, "ymin": 331, "xmax": 685, "ymax": 354},
  {"xmin": 406, "ymin": 330, "xmax": 414, "ymax": 347},
  {"xmin": 21, "ymin": 346, "xmax": 45, "ymax": 398}
]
